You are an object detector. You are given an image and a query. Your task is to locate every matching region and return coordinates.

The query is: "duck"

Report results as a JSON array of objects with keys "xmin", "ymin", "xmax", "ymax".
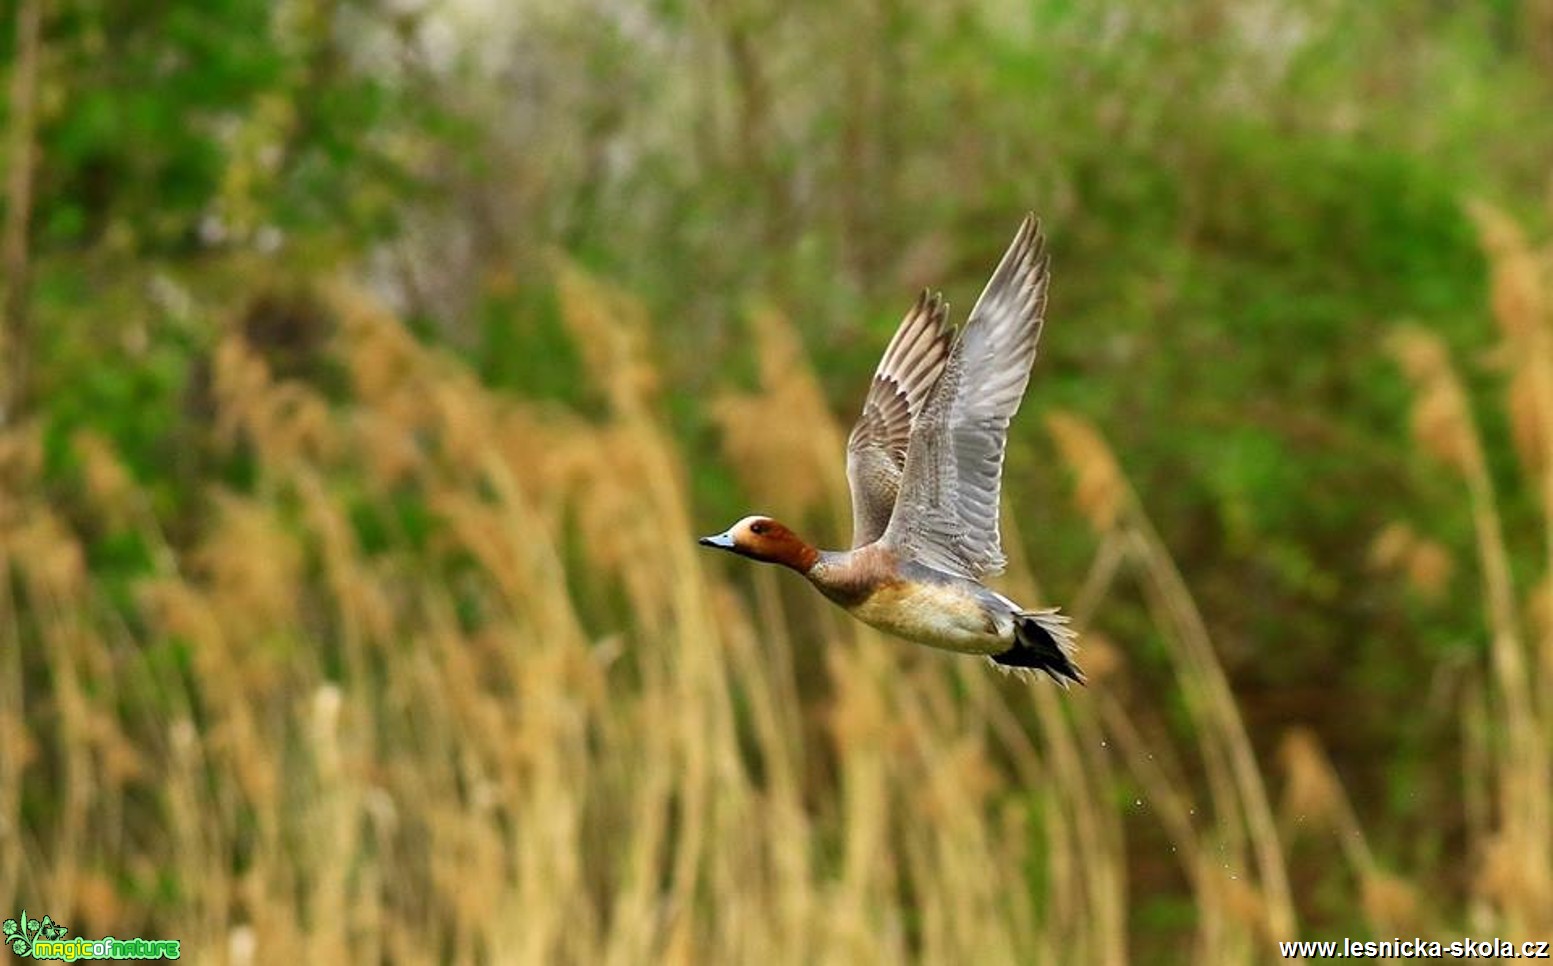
[{"xmin": 699, "ymin": 214, "xmax": 1081, "ymax": 686}]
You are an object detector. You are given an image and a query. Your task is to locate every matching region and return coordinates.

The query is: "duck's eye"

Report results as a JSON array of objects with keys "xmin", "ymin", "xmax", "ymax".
[{"xmin": 750, "ymin": 522, "xmax": 767, "ymax": 535}]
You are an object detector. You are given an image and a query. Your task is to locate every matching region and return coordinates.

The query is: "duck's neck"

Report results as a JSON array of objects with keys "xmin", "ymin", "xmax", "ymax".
[{"xmin": 773, "ymin": 537, "xmax": 821, "ymax": 574}]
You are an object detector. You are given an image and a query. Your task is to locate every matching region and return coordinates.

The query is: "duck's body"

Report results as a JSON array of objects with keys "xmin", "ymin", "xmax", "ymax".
[
  {"xmin": 811, "ymin": 547, "xmax": 1007, "ymax": 654},
  {"xmin": 700, "ymin": 214, "xmax": 1082, "ymax": 686}
]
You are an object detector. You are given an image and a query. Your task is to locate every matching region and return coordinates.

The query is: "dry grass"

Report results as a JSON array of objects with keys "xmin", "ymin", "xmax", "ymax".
[
  {"xmin": 1388, "ymin": 202, "xmax": 1553, "ymax": 937},
  {"xmin": 0, "ymin": 218, "xmax": 1550, "ymax": 961}
]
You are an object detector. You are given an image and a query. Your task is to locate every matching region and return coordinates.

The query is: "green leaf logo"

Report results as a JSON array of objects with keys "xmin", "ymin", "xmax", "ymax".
[
  {"xmin": 4, "ymin": 911, "xmax": 32, "ymax": 956},
  {"xmin": 2, "ymin": 911, "xmax": 67, "ymax": 957}
]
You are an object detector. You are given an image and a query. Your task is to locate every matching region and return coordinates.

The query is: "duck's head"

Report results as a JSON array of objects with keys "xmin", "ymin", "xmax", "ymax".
[{"xmin": 698, "ymin": 515, "xmax": 818, "ymax": 572}]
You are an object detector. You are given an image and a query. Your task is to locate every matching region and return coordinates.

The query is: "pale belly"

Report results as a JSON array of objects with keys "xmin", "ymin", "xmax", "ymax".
[{"xmin": 846, "ymin": 581, "xmax": 1012, "ymax": 655}]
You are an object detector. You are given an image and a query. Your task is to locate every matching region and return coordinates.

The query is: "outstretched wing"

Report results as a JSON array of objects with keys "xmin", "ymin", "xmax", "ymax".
[
  {"xmin": 880, "ymin": 215, "xmax": 1050, "ymax": 578},
  {"xmin": 845, "ymin": 290, "xmax": 953, "ymax": 548}
]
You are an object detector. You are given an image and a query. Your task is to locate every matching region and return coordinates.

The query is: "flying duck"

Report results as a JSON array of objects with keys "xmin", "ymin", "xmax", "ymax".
[{"xmin": 700, "ymin": 214, "xmax": 1081, "ymax": 685}]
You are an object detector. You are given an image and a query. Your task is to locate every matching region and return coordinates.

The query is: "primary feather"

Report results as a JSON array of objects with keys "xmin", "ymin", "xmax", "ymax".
[{"xmin": 879, "ymin": 215, "xmax": 1050, "ymax": 579}]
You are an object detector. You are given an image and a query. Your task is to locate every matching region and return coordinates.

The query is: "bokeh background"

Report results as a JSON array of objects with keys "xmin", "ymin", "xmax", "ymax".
[{"xmin": 2, "ymin": 0, "xmax": 1552, "ymax": 961}]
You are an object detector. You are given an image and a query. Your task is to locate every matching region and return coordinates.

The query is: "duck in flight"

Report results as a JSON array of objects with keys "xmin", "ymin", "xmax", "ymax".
[{"xmin": 699, "ymin": 214, "xmax": 1081, "ymax": 686}]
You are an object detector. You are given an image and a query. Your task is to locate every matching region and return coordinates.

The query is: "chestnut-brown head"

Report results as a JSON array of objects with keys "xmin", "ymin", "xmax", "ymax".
[{"xmin": 698, "ymin": 515, "xmax": 819, "ymax": 572}]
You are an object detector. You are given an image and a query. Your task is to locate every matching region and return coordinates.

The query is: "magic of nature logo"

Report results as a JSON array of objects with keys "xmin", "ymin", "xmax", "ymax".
[{"xmin": 4, "ymin": 911, "xmax": 180, "ymax": 961}]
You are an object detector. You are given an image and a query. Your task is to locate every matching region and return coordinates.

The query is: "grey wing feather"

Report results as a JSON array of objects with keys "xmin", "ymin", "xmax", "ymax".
[
  {"xmin": 845, "ymin": 290, "xmax": 954, "ymax": 548},
  {"xmin": 880, "ymin": 214, "xmax": 1050, "ymax": 578}
]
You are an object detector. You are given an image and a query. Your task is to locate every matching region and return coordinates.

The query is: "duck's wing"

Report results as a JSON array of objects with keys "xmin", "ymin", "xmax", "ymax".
[
  {"xmin": 845, "ymin": 290, "xmax": 954, "ymax": 548},
  {"xmin": 880, "ymin": 215, "xmax": 1049, "ymax": 578}
]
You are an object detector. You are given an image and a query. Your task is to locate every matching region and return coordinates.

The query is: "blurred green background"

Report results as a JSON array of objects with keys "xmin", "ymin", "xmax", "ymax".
[{"xmin": 4, "ymin": 0, "xmax": 1553, "ymax": 960}]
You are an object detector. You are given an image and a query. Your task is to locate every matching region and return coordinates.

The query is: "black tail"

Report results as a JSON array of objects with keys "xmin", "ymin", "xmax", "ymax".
[{"xmin": 990, "ymin": 609, "xmax": 1085, "ymax": 688}]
